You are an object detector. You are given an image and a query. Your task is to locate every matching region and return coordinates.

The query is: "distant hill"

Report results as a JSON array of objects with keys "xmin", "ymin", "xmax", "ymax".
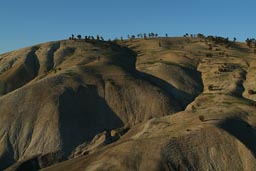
[{"xmin": 0, "ymin": 36, "xmax": 256, "ymax": 171}]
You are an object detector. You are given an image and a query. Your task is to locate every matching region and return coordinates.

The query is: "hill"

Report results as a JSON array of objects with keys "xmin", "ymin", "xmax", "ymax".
[{"xmin": 0, "ymin": 36, "xmax": 256, "ymax": 171}]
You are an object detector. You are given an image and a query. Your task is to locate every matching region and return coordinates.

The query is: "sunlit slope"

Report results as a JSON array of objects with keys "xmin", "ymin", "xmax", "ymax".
[{"xmin": 0, "ymin": 36, "xmax": 256, "ymax": 171}]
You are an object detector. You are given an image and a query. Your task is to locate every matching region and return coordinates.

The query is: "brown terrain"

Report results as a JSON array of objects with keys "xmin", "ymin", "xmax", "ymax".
[{"xmin": 0, "ymin": 36, "xmax": 255, "ymax": 171}]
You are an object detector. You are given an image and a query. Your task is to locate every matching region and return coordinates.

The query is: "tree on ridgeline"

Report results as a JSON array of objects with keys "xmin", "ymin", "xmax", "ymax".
[
  {"xmin": 144, "ymin": 33, "xmax": 147, "ymax": 39},
  {"xmin": 77, "ymin": 35, "xmax": 82, "ymax": 39},
  {"xmin": 197, "ymin": 33, "xmax": 205, "ymax": 39}
]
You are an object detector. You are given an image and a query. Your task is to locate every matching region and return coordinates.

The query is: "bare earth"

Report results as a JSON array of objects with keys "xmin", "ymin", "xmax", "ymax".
[{"xmin": 0, "ymin": 37, "xmax": 255, "ymax": 171}]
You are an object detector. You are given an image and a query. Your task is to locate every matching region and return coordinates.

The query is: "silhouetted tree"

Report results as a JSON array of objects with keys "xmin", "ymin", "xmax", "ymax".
[
  {"xmin": 233, "ymin": 37, "xmax": 236, "ymax": 42},
  {"xmin": 144, "ymin": 33, "xmax": 147, "ymax": 39},
  {"xmin": 197, "ymin": 33, "xmax": 204, "ymax": 38},
  {"xmin": 77, "ymin": 35, "xmax": 82, "ymax": 39},
  {"xmin": 184, "ymin": 33, "xmax": 189, "ymax": 37},
  {"xmin": 245, "ymin": 38, "xmax": 256, "ymax": 48}
]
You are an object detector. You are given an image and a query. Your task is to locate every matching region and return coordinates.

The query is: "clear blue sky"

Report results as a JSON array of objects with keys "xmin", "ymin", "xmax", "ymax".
[{"xmin": 0, "ymin": 0, "xmax": 255, "ymax": 53}]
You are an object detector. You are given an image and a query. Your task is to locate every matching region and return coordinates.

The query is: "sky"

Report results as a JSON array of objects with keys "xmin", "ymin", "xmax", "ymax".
[{"xmin": 0, "ymin": 0, "xmax": 256, "ymax": 53}]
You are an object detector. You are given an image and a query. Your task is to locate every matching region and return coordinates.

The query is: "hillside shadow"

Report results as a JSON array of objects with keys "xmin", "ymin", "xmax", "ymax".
[
  {"xmin": 231, "ymin": 43, "xmax": 251, "ymax": 54},
  {"xmin": 0, "ymin": 134, "xmax": 15, "ymax": 170},
  {"xmin": 58, "ymin": 85, "xmax": 123, "ymax": 157},
  {"xmin": 3, "ymin": 47, "xmax": 40, "ymax": 95},
  {"xmin": 218, "ymin": 118, "xmax": 256, "ymax": 156},
  {"xmin": 111, "ymin": 43, "xmax": 203, "ymax": 109},
  {"xmin": 134, "ymin": 69, "xmax": 203, "ymax": 109},
  {"xmin": 15, "ymin": 157, "xmax": 40, "ymax": 171}
]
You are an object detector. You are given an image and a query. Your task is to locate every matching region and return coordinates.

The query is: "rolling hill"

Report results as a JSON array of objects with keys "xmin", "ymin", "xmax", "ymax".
[{"xmin": 0, "ymin": 35, "xmax": 256, "ymax": 171}]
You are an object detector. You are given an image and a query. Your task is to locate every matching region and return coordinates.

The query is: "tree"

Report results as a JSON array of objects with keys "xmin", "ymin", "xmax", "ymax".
[
  {"xmin": 144, "ymin": 33, "xmax": 147, "ymax": 39},
  {"xmin": 71, "ymin": 34, "xmax": 74, "ymax": 39},
  {"xmin": 233, "ymin": 37, "xmax": 236, "ymax": 42},
  {"xmin": 77, "ymin": 35, "xmax": 82, "ymax": 39},
  {"xmin": 184, "ymin": 33, "xmax": 189, "ymax": 37}
]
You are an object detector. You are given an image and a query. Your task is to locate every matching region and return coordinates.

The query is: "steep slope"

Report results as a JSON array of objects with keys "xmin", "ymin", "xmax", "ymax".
[
  {"xmin": 0, "ymin": 38, "xmax": 189, "ymax": 170},
  {"xmin": 39, "ymin": 38, "xmax": 256, "ymax": 171},
  {"xmin": 0, "ymin": 36, "xmax": 256, "ymax": 171}
]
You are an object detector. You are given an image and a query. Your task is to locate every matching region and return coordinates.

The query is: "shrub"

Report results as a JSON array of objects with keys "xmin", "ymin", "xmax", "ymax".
[
  {"xmin": 209, "ymin": 44, "xmax": 213, "ymax": 50},
  {"xmin": 206, "ymin": 53, "xmax": 213, "ymax": 57},
  {"xmin": 199, "ymin": 115, "xmax": 205, "ymax": 122},
  {"xmin": 248, "ymin": 90, "xmax": 255, "ymax": 95}
]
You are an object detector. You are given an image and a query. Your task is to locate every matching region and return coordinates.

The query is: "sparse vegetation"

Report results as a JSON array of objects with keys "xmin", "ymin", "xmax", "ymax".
[
  {"xmin": 248, "ymin": 89, "xmax": 256, "ymax": 95},
  {"xmin": 206, "ymin": 53, "xmax": 213, "ymax": 57},
  {"xmin": 1, "ymin": 33, "xmax": 256, "ymax": 171},
  {"xmin": 199, "ymin": 115, "xmax": 205, "ymax": 122}
]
